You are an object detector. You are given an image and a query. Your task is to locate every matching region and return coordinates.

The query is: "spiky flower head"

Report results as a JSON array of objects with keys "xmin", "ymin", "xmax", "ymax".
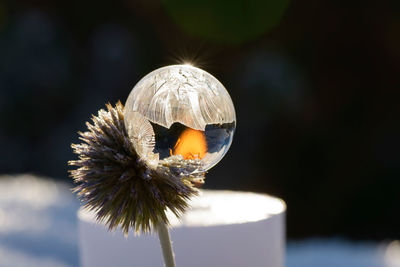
[
  {"xmin": 69, "ymin": 64, "xmax": 236, "ymax": 236},
  {"xmin": 69, "ymin": 102, "xmax": 203, "ymax": 235}
]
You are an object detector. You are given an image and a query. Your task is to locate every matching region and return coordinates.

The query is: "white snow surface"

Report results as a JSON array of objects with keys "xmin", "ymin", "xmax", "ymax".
[{"xmin": 0, "ymin": 174, "xmax": 398, "ymax": 267}]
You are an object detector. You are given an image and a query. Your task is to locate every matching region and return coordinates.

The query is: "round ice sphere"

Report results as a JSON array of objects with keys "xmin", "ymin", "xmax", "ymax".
[{"xmin": 124, "ymin": 64, "xmax": 236, "ymax": 173}]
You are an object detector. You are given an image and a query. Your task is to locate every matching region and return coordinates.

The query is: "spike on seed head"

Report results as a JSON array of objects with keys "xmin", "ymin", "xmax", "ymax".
[{"xmin": 69, "ymin": 102, "xmax": 203, "ymax": 235}]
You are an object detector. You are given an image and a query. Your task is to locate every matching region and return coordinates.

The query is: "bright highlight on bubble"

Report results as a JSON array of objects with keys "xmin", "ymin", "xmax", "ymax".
[{"xmin": 124, "ymin": 64, "xmax": 236, "ymax": 174}]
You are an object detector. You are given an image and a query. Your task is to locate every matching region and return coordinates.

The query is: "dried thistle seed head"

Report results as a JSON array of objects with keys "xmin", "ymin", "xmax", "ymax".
[{"xmin": 69, "ymin": 102, "xmax": 202, "ymax": 235}]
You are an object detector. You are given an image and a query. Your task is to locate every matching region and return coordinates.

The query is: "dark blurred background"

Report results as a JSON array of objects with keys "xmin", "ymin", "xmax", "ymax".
[{"xmin": 0, "ymin": 0, "xmax": 399, "ymax": 241}]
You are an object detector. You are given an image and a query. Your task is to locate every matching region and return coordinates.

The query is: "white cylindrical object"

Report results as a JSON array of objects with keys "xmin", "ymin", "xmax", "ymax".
[{"xmin": 78, "ymin": 190, "xmax": 286, "ymax": 267}]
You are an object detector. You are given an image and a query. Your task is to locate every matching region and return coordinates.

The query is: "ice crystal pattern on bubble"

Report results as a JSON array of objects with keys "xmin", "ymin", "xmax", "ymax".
[{"xmin": 124, "ymin": 65, "xmax": 236, "ymax": 171}]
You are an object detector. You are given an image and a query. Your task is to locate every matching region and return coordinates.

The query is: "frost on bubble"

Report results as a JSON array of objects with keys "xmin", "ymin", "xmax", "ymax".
[{"xmin": 124, "ymin": 65, "xmax": 236, "ymax": 171}]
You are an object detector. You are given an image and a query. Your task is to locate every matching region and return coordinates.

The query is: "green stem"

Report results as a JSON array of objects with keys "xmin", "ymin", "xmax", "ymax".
[{"xmin": 157, "ymin": 222, "xmax": 176, "ymax": 267}]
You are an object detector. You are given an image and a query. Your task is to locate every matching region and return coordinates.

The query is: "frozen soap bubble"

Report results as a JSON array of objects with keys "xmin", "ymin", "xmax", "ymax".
[{"xmin": 124, "ymin": 64, "xmax": 236, "ymax": 174}]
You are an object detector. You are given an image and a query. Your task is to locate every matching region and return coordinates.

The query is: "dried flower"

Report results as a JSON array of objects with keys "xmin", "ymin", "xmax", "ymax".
[{"xmin": 69, "ymin": 102, "xmax": 202, "ymax": 235}]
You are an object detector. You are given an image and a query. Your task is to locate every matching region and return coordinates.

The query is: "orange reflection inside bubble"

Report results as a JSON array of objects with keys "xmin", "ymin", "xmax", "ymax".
[{"xmin": 172, "ymin": 128, "xmax": 207, "ymax": 160}]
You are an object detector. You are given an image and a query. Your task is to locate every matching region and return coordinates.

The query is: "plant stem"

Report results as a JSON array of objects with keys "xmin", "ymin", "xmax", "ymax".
[{"xmin": 157, "ymin": 222, "xmax": 176, "ymax": 267}]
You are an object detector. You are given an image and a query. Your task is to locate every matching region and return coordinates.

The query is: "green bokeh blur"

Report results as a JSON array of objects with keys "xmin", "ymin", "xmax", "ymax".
[{"xmin": 163, "ymin": 0, "xmax": 290, "ymax": 44}]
